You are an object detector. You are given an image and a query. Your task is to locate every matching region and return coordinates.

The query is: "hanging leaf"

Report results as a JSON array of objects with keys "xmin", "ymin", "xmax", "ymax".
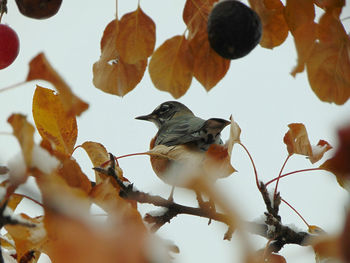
[
  {"xmin": 190, "ymin": 31, "xmax": 230, "ymax": 91},
  {"xmin": 27, "ymin": 53, "xmax": 89, "ymax": 116},
  {"xmin": 7, "ymin": 114, "xmax": 35, "ymax": 166},
  {"xmin": 249, "ymin": 0, "xmax": 289, "ymax": 48},
  {"xmin": 32, "ymin": 86, "xmax": 77, "ymax": 155},
  {"xmin": 183, "ymin": 0, "xmax": 218, "ymax": 39},
  {"xmin": 93, "ymin": 19, "xmax": 147, "ymax": 97},
  {"xmin": 284, "ymin": 0, "xmax": 317, "ymax": 76},
  {"xmin": 149, "ymin": 35, "xmax": 194, "ymax": 98},
  {"xmin": 116, "ymin": 6, "xmax": 156, "ymax": 64},
  {"xmin": 306, "ymin": 10, "xmax": 350, "ymax": 105}
]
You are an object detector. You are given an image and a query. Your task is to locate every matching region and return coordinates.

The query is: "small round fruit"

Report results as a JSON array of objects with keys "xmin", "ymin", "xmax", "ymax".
[
  {"xmin": 0, "ymin": 24, "xmax": 20, "ymax": 70},
  {"xmin": 207, "ymin": 0, "xmax": 262, "ymax": 59},
  {"xmin": 15, "ymin": 0, "xmax": 62, "ymax": 19}
]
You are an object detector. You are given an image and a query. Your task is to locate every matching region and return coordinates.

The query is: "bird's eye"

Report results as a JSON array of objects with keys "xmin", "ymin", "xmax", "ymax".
[{"xmin": 159, "ymin": 104, "xmax": 170, "ymax": 113}]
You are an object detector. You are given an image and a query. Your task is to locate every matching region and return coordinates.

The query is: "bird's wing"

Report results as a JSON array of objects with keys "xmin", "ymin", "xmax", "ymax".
[{"xmin": 155, "ymin": 116, "xmax": 206, "ymax": 147}]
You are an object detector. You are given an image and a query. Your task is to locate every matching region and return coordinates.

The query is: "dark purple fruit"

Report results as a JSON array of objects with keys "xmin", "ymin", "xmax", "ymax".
[
  {"xmin": 207, "ymin": 0, "xmax": 262, "ymax": 59},
  {"xmin": 15, "ymin": 0, "xmax": 62, "ymax": 19}
]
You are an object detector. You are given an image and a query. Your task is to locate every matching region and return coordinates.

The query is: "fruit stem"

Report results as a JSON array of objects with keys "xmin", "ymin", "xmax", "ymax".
[
  {"xmin": 238, "ymin": 142, "xmax": 260, "ymax": 190},
  {"xmin": 265, "ymin": 167, "xmax": 322, "ymax": 186}
]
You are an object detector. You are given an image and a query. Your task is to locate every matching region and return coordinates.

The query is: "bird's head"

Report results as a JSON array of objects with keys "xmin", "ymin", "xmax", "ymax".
[{"xmin": 135, "ymin": 101, "xmax": 193, "ymax": 128}]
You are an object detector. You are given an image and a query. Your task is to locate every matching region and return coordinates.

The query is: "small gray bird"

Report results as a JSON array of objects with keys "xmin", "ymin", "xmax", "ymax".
[{"xmin": 135, "ymin": 101, "xmax": 230, "ymax": 151}]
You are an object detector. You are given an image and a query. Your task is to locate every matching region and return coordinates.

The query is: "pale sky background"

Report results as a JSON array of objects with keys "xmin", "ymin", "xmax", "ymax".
[{"xmin": 0, "ymin": 1, "xmax": 350, "ymax": 262}]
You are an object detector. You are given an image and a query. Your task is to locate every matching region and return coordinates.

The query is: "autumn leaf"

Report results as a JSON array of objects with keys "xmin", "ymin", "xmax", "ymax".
[
  {"xmin": 283, "ymin": 123, "xmax": 332, "ymax": 163},
  {"xmin": 93, "ymin": 19, "xmax": 147, "ymax": 97},
  {"xmin": 306, "ymin": 10, "xmax": 350, "ymax": 105},
  {"xmin": 149, "ymin": 35, "xmax": 194, "ymax": 98},
  {"xmin": 340, "ymin": 210, "xmax": 350, "ymax": 262},
  {"xmin": 311, "ymin": 235, "xmax": 342, "ymax": 262},
  {"xmin": 5, "ymin": 215, "xmax": 47, "ymax": 261},
  {"xmin": 183, "ymin": 0, "xmax": 218, "ymax": 39},
  {"xmin": 226, "ymin": 115, "xmax": 241, "ymax": 160},
  {"xmin": 7, "ymin": 114, "xmax": 35, "ymax": 166},
  {"xmin": 27, "ymin": 53, "xmax": 89, "ymax": 116},
  {"xmin": 249, "ymin": 0, "xmax": 289, "ymax": 49},
  {"xmin": 284, "ymin": 0, "xmax": 317, "ymax": 76},
  {"xmin": 247, "ymin": 251, "xmax": 287, "ymax": 263},
  {"xmin": 116, "ymin": 5, "xmax": 156, "ymax": 64},
  {"xmin": 308, "ymin": 225, "xmax": 326, "ymax": 234},
  {"xmin": 32, "ymin": 86, "xmax": 77, "ymax": 155},
  {"xmin": 320, "ymin": 124, "xmax": 350, "ymax": 189},
  {"xmin": 190, "ymin": 31, "xmax": 230, "ymax": 91}
]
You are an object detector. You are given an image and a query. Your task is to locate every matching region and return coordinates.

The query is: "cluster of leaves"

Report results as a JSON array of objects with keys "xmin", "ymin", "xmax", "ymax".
[{"xmin": 92, "ymin": 0, "xmax": 350, "ymax": 104}]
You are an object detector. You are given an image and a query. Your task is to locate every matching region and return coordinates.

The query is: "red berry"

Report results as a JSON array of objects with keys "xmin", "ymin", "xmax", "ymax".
[{"xmin": 0, "ymin": 24, "xmax": 20, "ymax": 70}]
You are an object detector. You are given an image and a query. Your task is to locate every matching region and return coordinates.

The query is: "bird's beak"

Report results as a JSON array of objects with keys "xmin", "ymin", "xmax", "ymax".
[{"xmin": 135, "ymin": 113, "xmax": 155, "ymax": 121}]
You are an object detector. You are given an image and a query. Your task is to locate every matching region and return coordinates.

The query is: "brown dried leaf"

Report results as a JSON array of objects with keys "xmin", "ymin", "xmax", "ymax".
[
  {"xmin": 320, "ymin": 124, "xmax": 350, "ymax": 189},
  {"xmin": 93, "ymin": 19, "xmax": 147, "ymax": 97},
  {"xmin": 249, "ymin": 0, "xmax": 289, "ymax": 49},
  {"xmin": 183, "ymin": 0, "xmax": 218, "ymax": 39},
  {"xmin": 284, "ymin": 0, "xmax": 316, "ymax": 76},
  {"xmin": 116, "ymin": 6, "xmax": 156, "ymax": 64},
  {"xmin": 283, "ymin": 123, "xmax": 331, "ymax": 163},
  {"xmin": 149, "ymin": 35, "xmax": 194, "ymax": 98},
  {"xmin": 32, "ymin": 86, "xmax": 77, "ymax": 155},
  {"xmin": 311, "ymin": 235, "xmax": 342, "ymax": 262},
  {"xmin": 190, "ymin": 31, "xmax": 230, "ymax": 91},
  {"xmin": 341, "ymin": 210, "xmax": 350, "ymax": 262},
  {"xmin": 7, "ymin": 114, "xmax": 35, "ymax": 166},
  {"xmin": 27, "ymin": 53, "xmax": 88, "ymax": 116},
  {"xmin": 226, "ymin": 116, "xmax": 241, "ymax": 159},
  {"xmin": 5, "ymin": 215, "xmax": 47, "ymax": 261},
  {"xmin": 306, "ymin": 10, "xmax": 350, "ymax": 105}
]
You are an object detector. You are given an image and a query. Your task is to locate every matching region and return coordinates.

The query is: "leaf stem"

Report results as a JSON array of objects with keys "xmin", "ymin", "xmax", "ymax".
[
  {"xmin": 238, "ymin": 142, "xmax": 260, "ymax": 189},
  {"xmin": 273, "ymin": 155, "xmax": 291, "ymax": 199},
  {"xmin": 0, "ymin": 81, "xmax": 26, "ymax": 93},
  {"xmin": 281, "ymin": 198, "xmax": 309, "ymax": 228}
]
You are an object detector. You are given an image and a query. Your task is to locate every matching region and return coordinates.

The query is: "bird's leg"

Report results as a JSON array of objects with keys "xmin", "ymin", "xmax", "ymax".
[
  {"xmin": 195, "ymin": 191, "xmax": 216, "ymax": 225},
  {"xmin": 168, "ymin": 186, "xmax": 175, "ymax": 202}
]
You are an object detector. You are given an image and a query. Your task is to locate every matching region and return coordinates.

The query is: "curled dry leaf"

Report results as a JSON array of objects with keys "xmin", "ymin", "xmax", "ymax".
[
  {"xmin": 283, "ymin": 123, "xmax": 332, "ymax": 163},
  {"xmin": 320, "ymin": 124, "xmax": 350, "ymax": 189},
  {"xmin": 284, "ymin": 0, "xmax": 316, "ymax": 76},
  {"xmin": 27, "ymin": 53, "xmax": 88, "ymax": 116},
  {"xmin": 249, "ymin": 0, "xmax": 289, "ymax": 49},
  {"xmin": 93, "ymin": 19, "xmax": 147, "ymax": 97},
  {"xmin": 183, "ymin": 0, "xmax": 218, "ymax": 39},
  {"xmin": 306, "ymin": 10, "xmax": 350, "ymax": 105},
  {"xmin": 149, "ymin": 35, "xmax": 194, "ymax": 98},
  {"xmin": 311, "ymin": 235, "xmax": 342, "ymax": 262},
  {"xmin": 190, "ymin": 31, "xmax": 230, "ymax": 91},
  {"xmin": 226, "ymin": 115, "xmax": 241, "ymax": 159},
  {"xmin": 5, "ymin": 215, "xmax": 47, "ymax": 261},
  {"xmin": 116, "ymin": 6, "xmax": 156, "ymax": 64},
  {"xmin": 32, "ymin": 86, "xmax": 77, "ymax": 155},
  {"xmin": 7, "ymin": 114, "xmax": 35, "ymax": 166}
]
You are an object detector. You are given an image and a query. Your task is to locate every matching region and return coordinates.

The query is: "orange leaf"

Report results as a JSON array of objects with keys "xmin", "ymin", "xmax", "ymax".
[
  {"xmin": 308, "ymin": 225, "xmax": 326, "ymax": 234},
  {"xmin": 5, "ymin": 215, "xmax": 47, "ymax": 261},
  {"xmin": 116, "ymin": 6, "xmax": 156, "ymax": 64},
  {"xmin": 7, "ymin": 114, "xmax": 35, "ymax": 166},
  {"xmin": 341, "ymin": 210, "xmax": 350, "ymax": 262},
  {"xmin": 311, "ymin": 235, "xmax": 342, "ymax": 261},
  {"xmin": 149, "ymin": 35, "xmax": 194, "ymax": 98},
  {"xmin": 249, "ymin": 0, "xmax": 289, "ymax": 49},
  {"xmin": 57, "ymin": 157, "xmax": 92, "ymax": 194},
  {"xmin": 93, "ymin": 19, "xmax": 147, "ymax": 97},
  {"xmin": 306, "ymin": 10, "xmax": 350, "ymax": 105},
  {"xmin": 283, "ymin": 123, "xmax": 331, "ymax": 163},
  {"xmin": 284, "ymin": 0, "xmax": 316, "ymax": 76},
  {"xmin": 247, "ymin": 251, "xmax": 286, "ymax": 263},
  {"xmin": 32, "ymin": 86, "xmax": 77, "ymax": 155},
  {"xmin": 7, "ymin": 193, "xmax": 24, "ymax": 211},
  {"xmin": 183, "ymin": 0, "xmax": 218, "ymax": 39},
  {"xmin": 27, "ymin": 53, "xmax": 89, "ymax": 116},
  {"xmin": 320, "ymin": 124, "xmax": 350, "ymax": 189},
  {"xmin": 190, "ymin": 31, "xmax": 230, "ymax": 91}
]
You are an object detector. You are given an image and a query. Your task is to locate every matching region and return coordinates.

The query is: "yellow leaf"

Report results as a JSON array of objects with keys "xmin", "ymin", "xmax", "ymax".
[
  {"xmin": 306, "ymin": 10, "xmax": 350, "ymax": 105},
  {"xmin": 93, "ymin": 19, "xmax": 147, "ymax": 97},
  {"xmin": 190, "ymin": 31, "xmax": 230, "ymax": 91},
  {"xmin": 183, "ymin": 0, "xmax": 218, "ymax": 39},
  {"xmin": 32, "ymin": 86, "xmax": 77, "ymax": 155},
  {"xmin": 27, "ymin": 53, "xmax": 89, "ymax": 116},
  {"xmin": 7, "ymin": 114, "xmax": 35, "ymax": 166},
  {"xmin": 149, "ymin": 35, "xmax": 194, "ymax": 98},
  {"xmin": 116, "ymin": 6, "xmax": 156, "ymax": 64},
  {"xmin": 249, "ymin": 0, "xmax": 289, "ymax": 48}
]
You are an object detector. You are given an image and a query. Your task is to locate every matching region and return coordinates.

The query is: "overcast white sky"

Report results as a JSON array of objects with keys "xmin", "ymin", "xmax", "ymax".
[{"xmin": 1, "ymin": 1, "xmax": 350, "ymax": 262}]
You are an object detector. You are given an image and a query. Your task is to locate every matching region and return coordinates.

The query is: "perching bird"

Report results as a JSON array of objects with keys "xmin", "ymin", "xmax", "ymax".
[{"xmin": 135, "ymin": 101, "xmax": 230, "ymax": 195}]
